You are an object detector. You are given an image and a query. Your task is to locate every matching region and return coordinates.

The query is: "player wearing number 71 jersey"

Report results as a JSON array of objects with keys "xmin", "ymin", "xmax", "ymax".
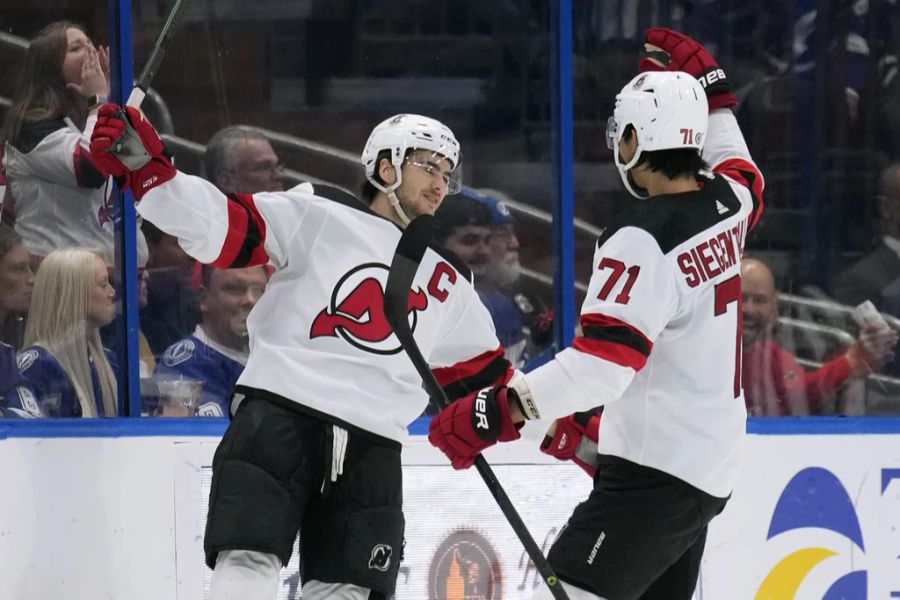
[{"xmin": 428, "ymin": 28, "xmax": 764, "ymax": 599}]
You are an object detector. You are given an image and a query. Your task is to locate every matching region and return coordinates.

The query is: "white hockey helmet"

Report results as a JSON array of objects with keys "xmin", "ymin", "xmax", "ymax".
[
  {"xmin": 607, "ymin": 71, "xmax": 708, "ymax": 198},
  {"xmin": 361, "ymin": 114, "xmax": 461, "ymax": 190},
  {"xmin": 360, "ymin": 114, "xmax": 462, "ymax": 225}
]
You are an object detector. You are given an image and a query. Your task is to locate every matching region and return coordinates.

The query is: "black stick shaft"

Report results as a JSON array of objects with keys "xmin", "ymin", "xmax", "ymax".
[
  {"xmin": 384, "ymin": 215, "xmax": 569, "ymax": 600},
  {"xmin": 126, "ymin": 0, "xmax": 189, "ymax": 107}
]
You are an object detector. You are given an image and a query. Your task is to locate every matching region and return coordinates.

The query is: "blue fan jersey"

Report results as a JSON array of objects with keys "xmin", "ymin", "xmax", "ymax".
[
  {"xmin": 5, "ymin": 346, "xmax": 109, "ymax": 418},
  {"xmin": 154, "ymin": 327, "xmax": 247, "ymax": 417}
]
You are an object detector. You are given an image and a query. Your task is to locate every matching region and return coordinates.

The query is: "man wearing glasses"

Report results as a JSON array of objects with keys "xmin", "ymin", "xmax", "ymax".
[{"xmin": 205, "ymin": 125, "xmax": 286, "ymax": 195}]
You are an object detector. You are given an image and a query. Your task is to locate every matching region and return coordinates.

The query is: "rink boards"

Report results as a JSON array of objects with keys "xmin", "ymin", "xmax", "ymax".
[{"xmin": 0, "ymin": 417, "xmax": 898, "ymax": 599}]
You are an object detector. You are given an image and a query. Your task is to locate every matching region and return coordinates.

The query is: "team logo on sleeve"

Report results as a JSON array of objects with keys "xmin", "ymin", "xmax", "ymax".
[
  {"xmin": 311, "ymin": 263, "xmax": 428, "ymax": 355},
  {"xmin": 16, "ymin": 349, "xmax": 39, "ymax": 372}
]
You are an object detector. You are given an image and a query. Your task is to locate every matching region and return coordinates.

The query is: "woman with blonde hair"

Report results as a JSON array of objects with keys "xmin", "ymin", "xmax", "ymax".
[
  {"xmin": 0, "ymin": 21, "xmax": 147, "ymax": 266},
  {"xmin": 5, "ymin": 247, "xmax": 117, "ymax": 418}
]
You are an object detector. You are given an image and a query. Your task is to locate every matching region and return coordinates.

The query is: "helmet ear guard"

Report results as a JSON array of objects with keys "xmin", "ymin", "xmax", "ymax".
[{"xmin": 609, "ymin": 71, "xmax": 708, "ymax": 198}]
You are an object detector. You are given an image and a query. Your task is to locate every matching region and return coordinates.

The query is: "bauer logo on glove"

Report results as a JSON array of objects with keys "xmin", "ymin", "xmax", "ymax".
[{"xmin": 473, "ymin": 388, "xmax": 496, "ymax": 436}]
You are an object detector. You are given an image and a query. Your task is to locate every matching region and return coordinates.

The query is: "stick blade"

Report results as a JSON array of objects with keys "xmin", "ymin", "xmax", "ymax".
[{"xmin": 384, "ymin": 215, "xmax": 435, "ymax": 334}]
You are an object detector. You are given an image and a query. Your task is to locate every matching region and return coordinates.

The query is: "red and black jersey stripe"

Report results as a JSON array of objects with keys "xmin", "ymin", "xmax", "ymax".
[
  {"xmin": 432, "ymin": 346, "xmax": 513, "ymax": 401},
  {"xmin": 572, "ymin": 313, "xmax": 653, "ymax": 371},
  {"xmin": 714, "ymin": 157, "xmax": 764, "ymax": 231},
  {"xmin": 210, "ymin": 192, "xmax": 270, "ymax": 269}
]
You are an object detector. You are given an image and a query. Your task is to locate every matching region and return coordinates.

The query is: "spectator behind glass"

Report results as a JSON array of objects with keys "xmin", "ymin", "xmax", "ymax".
[
  {"xmin": 433, "ymin": 193, "xmax": 493, "ymax": 273},
  {"xmin": 140, "ymin": 220, "xmax": 199, "ymax": 356},
  {"xmin": 432, "ymin": 192, "xmax": 535, "ymax": 370},
  {"xmin": 742, "ymin": 258, "xmax": 897, "ymax": 416},
  {"xmin": 471, "ymin": 187, "xmax": 554, "ymax": 366},
  {"xmin": 5, "ymin": 247, "xmax": 117, "ymax": 418},
  {"xmin": 0, "ymin": 342, "xmax": 19, "ymax": 417},
  {"xmin": 835, "ymin": 163, "xmax": 900, "ymax": 317},
  {"xmin": 0, "ymin": 22, "xmax": 148, "ymax": 267},
  {"xmin": 204, "ymin": 126, "xmax": 285, "ymax": 194},
  {"xmin": 154, "ymin": 264, "xmax": 268, "ymax": 417},
  {"xmin": 0, "ymin": 225, "xmax": 34, "ymax": 350},
  {"xmin": 140, "ymin": 126, "xmax": 284, "ymax": 357}
]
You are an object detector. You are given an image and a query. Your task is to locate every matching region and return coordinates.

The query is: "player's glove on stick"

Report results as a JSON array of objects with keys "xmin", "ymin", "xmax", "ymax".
[
  {"xmin": 89, "ymin": 103, "xmax": 175, "ymax": 201},
  {"xmin": 540, "ymin": 409, "xmax": 601, "ymax": 478},
  {"xmin": 640, "ymin": 27, "xmax": 738, "ymax": 111},
  {"xmin": 428, "ymin": 386, "xmax": 523, "ymax": 469}
]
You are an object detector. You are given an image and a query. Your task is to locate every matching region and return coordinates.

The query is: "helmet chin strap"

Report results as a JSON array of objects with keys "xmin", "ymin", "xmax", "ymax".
[
  {"xmin": 387, "ymin": 189, "xmax": 412, "ymax": 226},
  {"xmin": 614, "ymin": 141, "xmax": 649, "ymax": 200}
]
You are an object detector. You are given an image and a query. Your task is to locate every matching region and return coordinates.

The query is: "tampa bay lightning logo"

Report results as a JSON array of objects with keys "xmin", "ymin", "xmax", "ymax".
[
  {"xmin": 16, "ymin": 349, "xmax": 39, "ymax": 372},
  {"xmin": 756, "ymin": 467, "xmax": 866, "ymax": 599}
]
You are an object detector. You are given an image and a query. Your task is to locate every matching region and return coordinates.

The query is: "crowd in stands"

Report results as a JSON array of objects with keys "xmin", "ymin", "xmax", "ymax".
[{"xmin": 1, "ymin": 17, "xmax": 899, "ymax": 421}]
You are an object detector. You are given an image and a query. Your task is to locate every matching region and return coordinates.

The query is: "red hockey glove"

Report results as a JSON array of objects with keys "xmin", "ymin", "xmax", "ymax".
[
  {"xmin": 90, "ymin": 103, "xmax": 176, "ymax": 201},
  {"xmin": 428, "ymin": 386, "xmax": 523, "ymax": 469},
  {"xmin": 640, "ymin": 27, "xmax": 738, "ymax": 111},
  {"xmin": 540, "ymin": 408, "xmax": 602, "ymax": 478}
]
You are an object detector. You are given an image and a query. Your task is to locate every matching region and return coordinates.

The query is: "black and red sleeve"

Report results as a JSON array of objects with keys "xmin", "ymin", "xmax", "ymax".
[
  {"xmin": 572, "ymin": 313, "xmax": 654, "ymax": 372},
  {"xmin": 209, "ymin": 192, "xmax": 270, "ymax": 268},
  {"xmin": 431, "ymin": 346, "xmax": 514, "ymax": 402}
]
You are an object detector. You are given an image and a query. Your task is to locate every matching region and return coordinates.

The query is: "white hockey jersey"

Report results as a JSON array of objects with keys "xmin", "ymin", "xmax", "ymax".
[
  {"xmin": 523, "ymin": 110, "xmax": 764, "ymax": 497},
  {"xmin": 136, "ymin": 176, "xmax": 513, "ymax": 442},
  {"xmin": 3, "ymin": 115, "xmax": 148, "ymax": 266}
]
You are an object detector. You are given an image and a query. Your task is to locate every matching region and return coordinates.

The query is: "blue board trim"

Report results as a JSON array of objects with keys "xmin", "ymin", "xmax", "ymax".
[{"xmin": 2, "ymin": 416, "xmax": 900, "ymax": 439}]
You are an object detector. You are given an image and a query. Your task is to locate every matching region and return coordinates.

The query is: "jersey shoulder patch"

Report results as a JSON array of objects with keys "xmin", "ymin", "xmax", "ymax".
[
  {"xmin": 16, "ymin": 348, "xmax": 40, "ymax": 372},
  {"xmin": 598, "ymin": 174, "xmax": 742, "ymax": 253}
]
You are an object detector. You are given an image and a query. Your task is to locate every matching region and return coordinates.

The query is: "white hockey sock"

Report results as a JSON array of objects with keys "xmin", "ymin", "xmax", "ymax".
[
  {"xmin": 208, "ymin": 549, "xmax": 281, "ymax": 600},
  {"xmin": 301, "ymin": 579, "xmax": 372, "ymax": 600}
]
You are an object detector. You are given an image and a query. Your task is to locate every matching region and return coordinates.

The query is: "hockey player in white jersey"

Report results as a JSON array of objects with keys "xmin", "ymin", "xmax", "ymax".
[
  {"xmin": 89, "ymin": 112, "xmax": 525, "ymax": 599},
  {"xmin": 428, "ymin": 28, "xmax": 764, "ymax": 600}
]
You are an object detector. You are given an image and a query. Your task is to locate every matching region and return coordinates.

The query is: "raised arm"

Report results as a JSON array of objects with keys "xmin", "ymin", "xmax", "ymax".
[
  {"xmin": 642, "ymin": 27, "xmax": 765, "ymax": 229},
  {"xmin": 89, "ymin": 104, "xmax": 302, "ymax": 269}
]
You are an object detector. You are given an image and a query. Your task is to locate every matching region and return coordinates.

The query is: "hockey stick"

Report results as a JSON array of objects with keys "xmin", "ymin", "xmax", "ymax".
[
  {"xmin": 126, "ymin": 0, "xmax": 189, "ymax": 108},
  {"xmin": 384, "ymin": 215, "xmax": 569, "ymax": 600},
  {"xmin": 112, "ymin": 0, "xmax": 190, "ymax": 164}
]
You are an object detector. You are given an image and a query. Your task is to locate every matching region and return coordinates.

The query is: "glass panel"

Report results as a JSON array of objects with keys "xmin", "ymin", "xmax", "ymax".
[
  {"xmin": 1, "ymin": 4, "xmax": 126, "ymax": 419},
  {"xmin": 572, "ymin": 1, "xmax": 900, "ymax": 417},
  {"xmin": 129, "ymin": 0, "xmax": 558, "ymax": 423}
]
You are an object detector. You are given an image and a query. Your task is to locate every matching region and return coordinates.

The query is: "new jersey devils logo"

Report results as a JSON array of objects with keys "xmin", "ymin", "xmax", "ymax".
[
  {"xmin": 311, "ymin": 263, "xmax": 428, "ymax": 355},
  {"xmin": 368, "ymin": 543, "xmax": 393, "ymax": 572}
]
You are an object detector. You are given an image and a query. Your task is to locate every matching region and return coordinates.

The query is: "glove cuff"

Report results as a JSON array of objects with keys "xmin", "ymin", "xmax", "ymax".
[
  {"xmin": 508, "ymin": 370, "xmax": 540, "ymax": 420},
  {"xmin": 708, "ymin": 92, "xmax": 738, "ymax": 111},
  {"xmin": 130, "ymin": 158, "xmax": 177, "ymax": 202},
  {"xmin": 471, "ymin": 387, "xmax": 521, "ymax": 443},
  {"xmin": 638, "ymin": 56, "xmax": 668, "ymax": 73}
]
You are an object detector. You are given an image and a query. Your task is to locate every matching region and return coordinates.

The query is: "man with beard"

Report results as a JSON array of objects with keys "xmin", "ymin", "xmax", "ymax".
[
  {"xmin": 741, "ymin": 257, "xmax": 897, "ymax": 415},
  {"xmin": 432, "ymin": 189, "xmax": 538, "ymax": 367},
  {"xmin": 154, "ymin": 264, "xmax": 269, "ymax": 416},
  {"xmin": 471, "ymin": 188, "xmax": 554, "ymax": 367}
]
